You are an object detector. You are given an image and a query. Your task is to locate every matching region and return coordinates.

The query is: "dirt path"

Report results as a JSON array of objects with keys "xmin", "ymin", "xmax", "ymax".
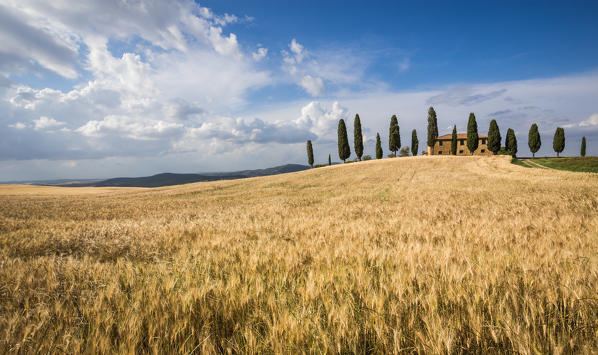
[{"xmin": 520, "ymin": 159, "xmax": 553, "ymax": 169}]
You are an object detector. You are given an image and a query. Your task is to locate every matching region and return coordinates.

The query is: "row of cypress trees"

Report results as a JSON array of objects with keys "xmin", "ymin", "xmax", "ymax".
[
  {"xmin": 333, "ymin": 113, "xmax": 420, "ymax": 163},
  {"xmin": 307, "ymin": 108, "xmax": 589, "ymax": 166},
  {"xmin": 429, "ymin": 109, "xmax": 584, "ymax": 158}
]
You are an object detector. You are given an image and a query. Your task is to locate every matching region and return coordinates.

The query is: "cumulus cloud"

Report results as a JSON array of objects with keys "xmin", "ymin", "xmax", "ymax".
[
  {"xmin": 77, "ymin": 116, "xmax": 184, "ymax": 141},
  {"xmin": 300, "ymin": 75, "xmax": 324, "ymax": 96},
  {"xmin": 293, "ymin": 101, "xmax": 347, "ymax": 140},
  {"xmin": 289, "ymin": 39, "xmax": 305, "ymax": 63},
  {"xmin": 252, "ymin": 47, "xmax": 268, "ymax": 61},
  {"xmin": 34, "ymin": 116, "xmax": 65, "ymax": 130},
  {"xmin": 0, "ymin": 0, "xmax": 274, "ymax": 166}
]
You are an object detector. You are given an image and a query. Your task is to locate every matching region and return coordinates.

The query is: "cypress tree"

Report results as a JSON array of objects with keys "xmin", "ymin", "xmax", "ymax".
[
  {"xmin": 528, "ymin": 123, "xmax": 541, "ymax": 158},
  {"xmin": 306, "ymin": 140, "xmax": 314, "ymax": 167},
  {"xmin": 328, "ymin": 154, "xmax": 332, "ymax": 166},
  {"xmin": 337, "ymin": 119, "xmax": 351, "ymax": 162},
  {"xmin": 466, "ymin": 113, "xmax": 479, "ymax": 154},
  {"xmin": 354, "ymin": 114, "xmax": 364, "ymax": 161},
  {"xmin": 487, "ymin": 119, "xmax": 501, "ymax": 154},
  {"xmin": 506, "ymin": 128, "xmax": 518, "ymax": 157},
  {"xmin": 427, "ymin": 107, "xmax": 438, "ymax": 151},
  {"xmin": 376, "ymin": 133, "xmax": 383, "ymax": 159},
  {"xmin": 411, "ymin": 129, "xmax": 419, "ymax": 156},
  {"xmin": 553, "ymin": 127, "xmax": 565, "ymax": 158},
  {"xmin": 451, "ymin": 125, "xmax": 457, "ymax": 155},
  {"xmin": 388, "ymin": 115, "xmax": 400, "ymax": 156},
  {"xmin": 581, "ymin": 136, "xmax": 586, "ymax": 157}
]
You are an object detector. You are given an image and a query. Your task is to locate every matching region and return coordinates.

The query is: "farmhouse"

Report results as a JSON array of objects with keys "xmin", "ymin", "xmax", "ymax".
[{"xmin": 428, "ymin": 133, "xmax": 492, "ymax": 155}]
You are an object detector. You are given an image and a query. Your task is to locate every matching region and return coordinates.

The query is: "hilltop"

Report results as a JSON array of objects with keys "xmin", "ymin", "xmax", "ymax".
[{"xmin": 1, "ymin": 156, "xmax": 597, "ymax": 353}]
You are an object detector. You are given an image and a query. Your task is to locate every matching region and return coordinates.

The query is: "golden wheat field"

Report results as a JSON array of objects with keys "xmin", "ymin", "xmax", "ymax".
[{"xmin": 1, "ymin": 156, "xmax": 597, "ymax": 353}]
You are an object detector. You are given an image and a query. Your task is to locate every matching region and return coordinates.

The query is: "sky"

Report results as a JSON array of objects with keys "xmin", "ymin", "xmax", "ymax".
[{"xmin": 1, "ymin": 0, "xmax": 597, "ymax": 181}]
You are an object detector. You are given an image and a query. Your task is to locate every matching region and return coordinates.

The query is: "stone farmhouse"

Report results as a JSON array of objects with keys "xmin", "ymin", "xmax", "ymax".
[{"xmin": 427, "ymin": 133, "xmax": 492, "ymax": 155}]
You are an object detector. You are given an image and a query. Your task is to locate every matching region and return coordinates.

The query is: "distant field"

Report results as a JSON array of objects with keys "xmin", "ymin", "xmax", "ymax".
[
  {"xmin": 515, "ymin": 156, "xmax": 598, "ymax": 172},
  {"xmin": 1, "ymin": 156, "xmax": 597, "ymax": 353},
  {"xmin": 0, "ymin": 184, "xmax": 141, "ymax": 195}
]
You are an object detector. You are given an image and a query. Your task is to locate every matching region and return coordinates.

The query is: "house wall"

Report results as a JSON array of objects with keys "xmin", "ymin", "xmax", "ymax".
[{"xmin": 432, "ymin": 138, "xmax": 492, "ymax": 155}]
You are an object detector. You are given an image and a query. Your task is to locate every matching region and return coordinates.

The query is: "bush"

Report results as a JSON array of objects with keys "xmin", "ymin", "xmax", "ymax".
[
  {"xmin": 399, "ymin": 146, "xmax": 411, "ymax": 157},
  {"xmin": 362, "ymin": 155, "xmax": 372, "ymax": 161},
  {"xmin": 387, "ymin": 153, "xmax": 396, "ymax": 158},
  {"xmin": 314, "ymin": 164, "xmax": 326, "ymax": 168},
  {"xmin": 497, "ymin": 147, "xmax": 512, "ymax": 156}
]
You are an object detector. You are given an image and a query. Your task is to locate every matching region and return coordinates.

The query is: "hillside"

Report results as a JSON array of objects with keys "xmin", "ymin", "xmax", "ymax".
[
  {"xmin": 1, "ymin": 156, "xmax": 597, "ymax": 353},
  {"xmin": 42, "ymin": 164, "xmax": 309, "ymax": 187},
  {"xmin": 515, "ymin": 156, "xmax": 598, "ymax": 172}
]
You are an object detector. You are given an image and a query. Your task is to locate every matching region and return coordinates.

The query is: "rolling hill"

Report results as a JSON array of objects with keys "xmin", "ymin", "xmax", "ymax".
[{"xmin": 43, "ymin": 163, "xmax": 310, "ymax": 187}]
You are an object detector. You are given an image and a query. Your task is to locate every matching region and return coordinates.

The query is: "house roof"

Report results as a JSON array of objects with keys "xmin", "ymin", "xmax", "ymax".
[{"xmin": 437, "ymin": 133, "xmax": 488, "ymax": 140}]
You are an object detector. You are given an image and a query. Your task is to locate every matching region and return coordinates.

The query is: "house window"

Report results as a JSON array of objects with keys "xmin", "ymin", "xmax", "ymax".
[
  {"xmin": 481, "ymin": 149, "xmax": 485, "ymax": 153},
  {"xmin": 460, "ymin": 140, "xmax": 464, "ymax": 145},
  {"xmin": 481, "ymin": 138, "xmax": 486, "ymax": 144},
  {"xmin": 459, "ymin": 150, "xmax": 464, "ymax": 154},
  {"xmin": 438, "ymin": 151, "xmax": 443, "ymax": 155},
  {"xmin": 439, "ymin": 141, "xmax": 443, "ymax": 146}
]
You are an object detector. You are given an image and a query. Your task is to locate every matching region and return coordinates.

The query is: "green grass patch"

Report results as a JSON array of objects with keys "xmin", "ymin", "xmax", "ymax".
[
  {"xmin": 514, "ymin": 157, "xmax": 598, "ymax": 172},
  {"xmin": 511, "ymin": 158, "xmax": 528, "ymax": 168}
]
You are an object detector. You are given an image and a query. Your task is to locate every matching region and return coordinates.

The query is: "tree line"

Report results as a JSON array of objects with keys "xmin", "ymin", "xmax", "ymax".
[{"xmin": 306, "ymin": 107, "xmax": 589, "ymax": 166}]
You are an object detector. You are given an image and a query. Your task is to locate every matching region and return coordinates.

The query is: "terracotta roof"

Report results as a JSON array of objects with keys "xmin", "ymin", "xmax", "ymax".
[{"xmin": 437, "ymin": 133, "xmax": 488, "ymax": 140}]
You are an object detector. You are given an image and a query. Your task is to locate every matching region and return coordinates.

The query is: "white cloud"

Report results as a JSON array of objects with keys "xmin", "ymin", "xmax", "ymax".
[
  {"xmin": 579, "ymin": 113, "xmax": 598, "ymax": 127},
  {"xmin": 289, "ymin": 39, "xmax": 305, "ymax": 63},
  {"xmin": 252, "ymin": 47, "xmax": 268, "ymax": 61},
  {"xmin": 293, "ymin": 101, "xmax": 347, "ymax": 140},
  {"xmin": 34, "ymin": 116, "xmax": 65, "ymax": 130},
  {"xmin": 77, "ymin": 115, "xmax": 184, "ymax": 141},
  {"xmin": 300, "ymin": 75, "xmax": 324, "ymax": 96},
  {"xmin": 8, "ymin": 122, "xmax": 27, "ymax": 129},
  {"xmin": 281, "ymin": 39, "xmax": 378, "ymax": 95}
]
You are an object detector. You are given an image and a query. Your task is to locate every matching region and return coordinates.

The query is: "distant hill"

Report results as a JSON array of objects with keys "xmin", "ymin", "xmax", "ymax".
[{"xmin": 51, "ymin": 164, "xmax": 310, "ymax": 188}]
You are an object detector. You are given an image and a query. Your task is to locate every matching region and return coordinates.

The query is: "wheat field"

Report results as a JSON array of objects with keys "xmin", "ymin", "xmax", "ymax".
[{"xmin": 1, "ymin": 156, "xmax": 597, "ymax": 353}]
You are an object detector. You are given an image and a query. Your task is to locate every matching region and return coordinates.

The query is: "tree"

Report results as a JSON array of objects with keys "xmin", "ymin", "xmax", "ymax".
[
  {"xmin": 427, "ymin": 107, "xmax": 439, "ymax": 152},
  {"xmin": 337, "ymin": 119, "xmax": 351, "ymax": 162},
  {"xmin": 506, "ymin": 128, "xmax": 518, "ymax": 157},
  {"xmin": 466, "ymin": 113, "xmax": 479, "ymax": 154},
  {"xmin": 328, "ymin": 154, "xmax": 332, "ymax": 166},
  {"xmin": 487, "ymin": 119, "xmax": 501, "ymax": 154},
  {"xmin": 411, "ymin": 129, "xmax": 419, "ymax": 156},
  {"xmin": 388, "ymin": 115, "xmax": 400, "ymax": 156},
  {"xmin": 451, "ymin": 125, "xmax": 457, "ymax": 155},
  {"xmin": 581, "ymin": 136, "xmax": 586, "ymax": 157},
  {"xmin": 376, "ymin": 133, "xmax": 383, "ymax": 159},
  {"xmin": 553, "ymin": 127, "xmax": 565, "ymax": 158},
  {"xmin": 306, "ymin": 140, "xmax": 314, "ymax": 167},
  {"xmin": 528, "ymin": 123, "xmax": 541, "ymax": 158},
  {"xmin": 353, "ymin": 114, "xmax": 364, "ymax": 161}
]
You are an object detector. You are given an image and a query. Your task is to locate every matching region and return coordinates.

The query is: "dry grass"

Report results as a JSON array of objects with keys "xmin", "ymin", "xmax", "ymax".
[
  {"xmin": 0, "ymin": 185, "xmax": 142, "ymax": 196},
  {"xmin": 1, "ymin": 156, "xmax": 597, "ymax": 353}
]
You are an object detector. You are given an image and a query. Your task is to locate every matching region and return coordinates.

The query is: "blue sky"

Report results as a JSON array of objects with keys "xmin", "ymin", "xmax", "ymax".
[
  {"xmin": 206, "ymin": 0, "xmax": 598, "ymax": 85},
  {"xmin": 1, "ymin": 0, "xmax": 597, "ymax": 180}
]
